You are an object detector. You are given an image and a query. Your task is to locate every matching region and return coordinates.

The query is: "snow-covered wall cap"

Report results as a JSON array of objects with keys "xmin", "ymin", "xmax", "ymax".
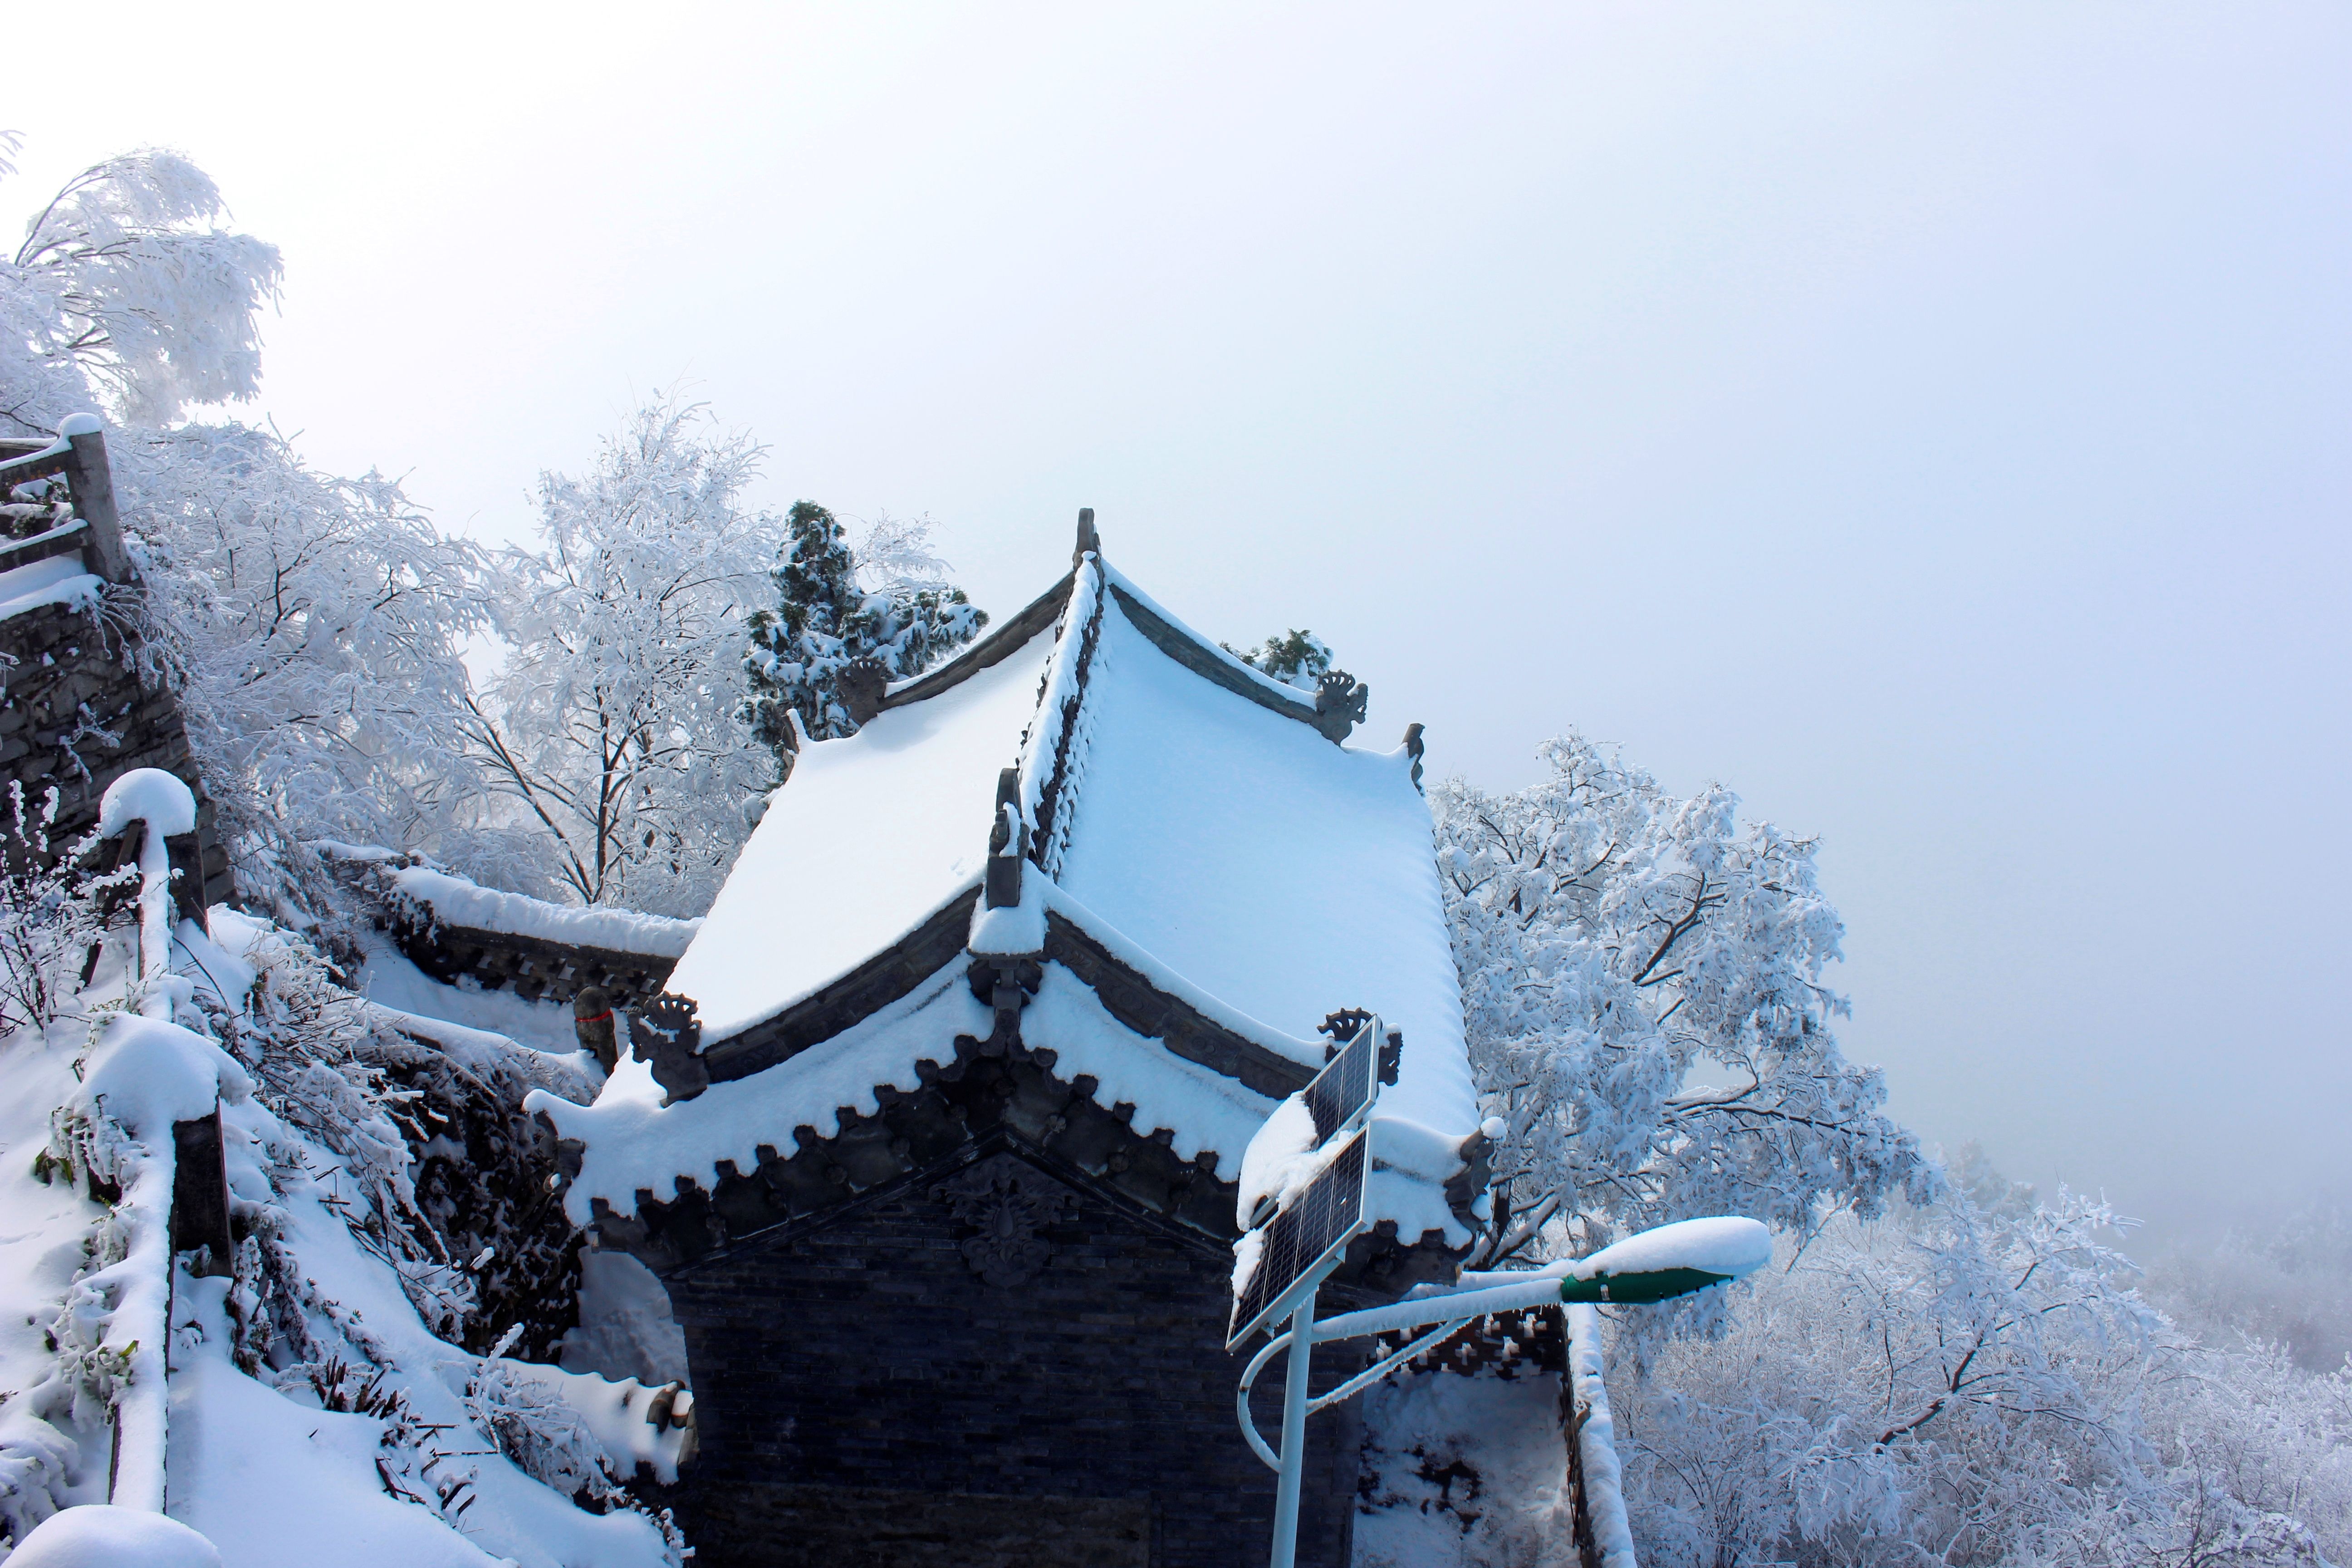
[
  {"xmin": 73, "ymin": 1014, "xmax": 254, "ymax": 1141},
  {"xmin": 387, "ymin": 866, "xmax": 701, "ymax": 959},
  {"xmin": 0, "ymin": 555, "xmax": 102, "ymax": 622},
  {"xmin": 56, "ymin": 412, "xmax": 103, "ymax": 438},
  {"xmin": 0, "ymin": 435, "xmax": 71, "ymax": 473},
  {"xmin": 9, "ymin": 1504, "xmax": 223, "ymax": 1568},
  {"xmin": 1566, "ymin": 1302, "xmax": 1639, "ymax": 1568},
  {"xmin": 98, "ymin": 768, "xmax": 197, "ymax": 840}
]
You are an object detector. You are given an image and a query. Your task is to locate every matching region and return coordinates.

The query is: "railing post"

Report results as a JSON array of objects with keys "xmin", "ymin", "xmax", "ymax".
[{"xmin": 57, "ymin": 413, "xmax": 131, "ymax": 583}]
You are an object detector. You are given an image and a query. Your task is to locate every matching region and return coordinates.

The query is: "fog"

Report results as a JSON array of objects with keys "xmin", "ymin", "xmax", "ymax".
[{"xmin": 12, "ymin": 3, "xmax": 2347, "ymax": 1249}]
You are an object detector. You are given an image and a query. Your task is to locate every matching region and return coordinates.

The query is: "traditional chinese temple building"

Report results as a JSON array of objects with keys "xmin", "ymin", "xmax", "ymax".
[{"xmin": 537, "ymin": 516, "xmax": 1490, "ymax": 1568}]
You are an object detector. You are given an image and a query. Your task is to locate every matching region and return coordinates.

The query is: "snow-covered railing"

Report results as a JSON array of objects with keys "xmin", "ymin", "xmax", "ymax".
[
  {"xmin": 32, "ymin": 772, "xmax": 240, "ymax": 1519},
  {"xmin": 0, "ymin": 414, "xmax": 132, "ymax": 583}
]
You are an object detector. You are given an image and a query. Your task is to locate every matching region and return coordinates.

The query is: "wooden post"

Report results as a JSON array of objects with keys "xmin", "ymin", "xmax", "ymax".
[
  {"xmin": 171, "ymin": 1107, "xmax": 235, "ymax": 1277},
  {"xmin": 1073, "ymin": 506, "xmax": 1099, "ymax": 565},
  {"xmin": 57, "ymin": 416, "xmax": 131, "ymax": 583}
]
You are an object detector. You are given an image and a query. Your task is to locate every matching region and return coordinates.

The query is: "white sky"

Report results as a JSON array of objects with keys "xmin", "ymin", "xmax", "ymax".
[{"xmin": 11, "ymin": 2, "xmax": 2348, "ymax": 1245}]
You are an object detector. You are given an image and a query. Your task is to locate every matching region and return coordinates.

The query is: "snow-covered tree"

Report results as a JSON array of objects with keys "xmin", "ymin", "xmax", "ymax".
[
  {"xmin": 458, "ymin": 395, "xmax": 780, "ymax": 915},
  {"xmin": 1434, "ymin": 733, "xmax": 1932, "ymax": 1307},
  {"xmin": 118, "ymin": 424, "xmax": 491, "ymax": 894},
  {"xmin": 2148, "ymin": 1191, "xmax": 2352, "ymax": 1375},
  {"xmin": 1, "ymin": 141, "xmax": 280, "ymax": 433},
  {"xmin": 740, "ymin": 502, "xmax": 985, "ymax": 769},
  {"xmin": 1612, "ymin": 1174, "xmax": 2351, "ymax": 1566},
  {"xmin": 3, "ymin": 144, "xmax": 486, "ymax": 908},
  {"xmin": 1226, "ymin": 627, "xmax": 1333, "ymax": 692}
]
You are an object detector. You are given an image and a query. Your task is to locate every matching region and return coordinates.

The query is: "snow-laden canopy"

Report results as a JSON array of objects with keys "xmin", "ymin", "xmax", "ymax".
[{"xmin": 545, "ymin": 538, "xmax": 1479, "ymax": 1252}]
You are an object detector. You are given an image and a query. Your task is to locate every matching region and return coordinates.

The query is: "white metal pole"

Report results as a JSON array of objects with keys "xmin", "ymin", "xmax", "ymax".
[{"xmin": 1268, "ymin": 1294, "xmax": 1318, "ymax": 1568}]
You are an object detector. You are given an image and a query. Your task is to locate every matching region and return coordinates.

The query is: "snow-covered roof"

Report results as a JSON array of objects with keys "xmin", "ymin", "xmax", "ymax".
[
  {"xmin": 543, "ymin": 531, "xmax": 1480, "ymax": 1258},
  {"xmin": 1056, "ymin": 564, "xmax": 1472, "ymax": 1140},
  {"xmin": 662, "ymin": 617, "xmax": 1058, "ymax": 1041}
]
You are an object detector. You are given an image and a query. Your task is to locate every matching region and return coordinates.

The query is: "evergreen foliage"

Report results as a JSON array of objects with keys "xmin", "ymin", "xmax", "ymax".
[
  {"xmin": 740, "ymin": 502, "xmax": 986, "ymax": 769},
  {"xmin": 1225, "ymin": 627, "xmax": 1333, "ymax": 692}
]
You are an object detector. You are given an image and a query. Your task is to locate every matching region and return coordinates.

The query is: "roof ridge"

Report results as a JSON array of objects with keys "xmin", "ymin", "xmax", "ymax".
[
  {"xmin": 1097, "ymin": 566, "xmax": 1366, "ymax": 744},
  {"xmin": 877, "ymin": 568, "xmax": 1074, "ymax": 713},
  {"xmin": 1016, "ymin": 557, "xmax": 1106, "ymax": 880}
]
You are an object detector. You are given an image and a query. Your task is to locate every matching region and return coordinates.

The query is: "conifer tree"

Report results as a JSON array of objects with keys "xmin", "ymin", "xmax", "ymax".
[{"xmin": 740, "ymin": 502, "xmax": 986, "ymax": 771}]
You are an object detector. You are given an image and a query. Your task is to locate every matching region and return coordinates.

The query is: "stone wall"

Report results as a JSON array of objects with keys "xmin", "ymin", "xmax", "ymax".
[
  {"xmin": 386, "ymin": 915, "xmax": 680, "ymax": 1010},
  {"xmin": 0, "ymin": 597, "xmax": 234, "ymax": 910},
  {"xmin": 657, "ymin": 1138, "xmax": 1364, "ymax": 1568}
]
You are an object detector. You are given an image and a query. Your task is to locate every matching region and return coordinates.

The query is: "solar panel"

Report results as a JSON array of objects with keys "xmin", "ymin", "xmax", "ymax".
[
  {"xmin": 1302, "ymin": 1014, "xmax": 1380, "ymax": 1147},
  {"xmin": 1228, "ymin": 1129, "xmax": 1369, "ymax": 1348}
]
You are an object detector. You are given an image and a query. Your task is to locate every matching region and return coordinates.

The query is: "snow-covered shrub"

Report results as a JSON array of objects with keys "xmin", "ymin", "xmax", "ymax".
[
  {"xmin": 0, "ymin": 784, "xmax": 130, "ymax": 1036},
  {"xmin": 2148, "ymin": 1193, "xmax": 2352, "ymax": 1376},
  {"xmin": 227, "ymin": 926, "xmax": 477, "ymax": 1338},
  {"xmin": 465, "ymin": 1352, "xmax": 691, "ymax": 1560},
  {"xmin": 740, "ymin": 500, "xmax": 987, "ymax": 768},
  {"xmin": 112, "ymin": 423, "xmax": 490, "ymax": 896}
]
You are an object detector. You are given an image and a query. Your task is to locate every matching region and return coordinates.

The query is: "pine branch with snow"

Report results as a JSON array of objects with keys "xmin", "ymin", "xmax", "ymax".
[{"xmin": 1224, "ymin": 627, "xmax": 1333, "ymax": 693}]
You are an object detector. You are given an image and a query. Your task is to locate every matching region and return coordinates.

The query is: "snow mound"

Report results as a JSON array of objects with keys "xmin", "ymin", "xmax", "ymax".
[
  {"xmin": 8, "ymin": 1505, "xmax": 221, "ymax": 1568},
  {"xmin": 96, "ymin": 769, "xmax": 196, "ymax": 840}
]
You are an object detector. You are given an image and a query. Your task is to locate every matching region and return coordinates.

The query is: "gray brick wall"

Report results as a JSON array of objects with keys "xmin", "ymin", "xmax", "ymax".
[{"xmin": 659, "ymin": 1139, "xmax": 1364, "ymax": 1568}]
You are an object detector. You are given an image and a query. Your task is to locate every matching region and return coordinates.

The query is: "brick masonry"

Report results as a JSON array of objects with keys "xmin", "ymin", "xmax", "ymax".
[{"xmin": 657, "ymin": 1136, "xmax": 1367, "ymax": 1568}]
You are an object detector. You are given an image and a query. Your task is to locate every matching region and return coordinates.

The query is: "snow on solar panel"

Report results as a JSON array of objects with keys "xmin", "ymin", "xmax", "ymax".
[
  {"xmin": 1302, "ymin": 1014, "xmax": 1379, "ymax": 1147},
  {"xmin": 1228, "ymin": 1129, "xmax": 1369, "ymax": 1348}
]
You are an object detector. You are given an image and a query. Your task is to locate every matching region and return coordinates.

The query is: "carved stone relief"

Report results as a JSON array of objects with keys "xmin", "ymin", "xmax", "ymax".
[{"xmin": 931, "ymin": 1153, "xmax": 1074, "ymax": 1289}]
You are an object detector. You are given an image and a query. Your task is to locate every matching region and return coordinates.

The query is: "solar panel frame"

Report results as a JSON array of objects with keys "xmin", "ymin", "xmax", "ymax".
[
  {"xmin": 1227, "ymin": 1129, "xmax": 1370, "ymax": 1348},
  {"xmin": 1301, "ymin": 1014, "xmax": 1379, "ymax": 1147}
]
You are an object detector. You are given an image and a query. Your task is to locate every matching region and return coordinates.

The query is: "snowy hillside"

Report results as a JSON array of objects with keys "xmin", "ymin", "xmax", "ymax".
[{"xmin": 0, "ymin": 776, "xmax": 684, "ymax": 1564}]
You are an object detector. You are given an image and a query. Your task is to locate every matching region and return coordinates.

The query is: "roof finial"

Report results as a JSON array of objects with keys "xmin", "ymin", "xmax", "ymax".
[{"xmin": 1073, "ymin": 507, "xmax": 1099, "ymax": 567}]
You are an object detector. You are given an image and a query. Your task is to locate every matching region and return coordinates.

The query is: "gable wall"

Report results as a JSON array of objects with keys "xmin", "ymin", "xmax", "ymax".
[{"xmin": 660, "ymin": 1142, "xmax": 1364, "ymax": 1568}]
